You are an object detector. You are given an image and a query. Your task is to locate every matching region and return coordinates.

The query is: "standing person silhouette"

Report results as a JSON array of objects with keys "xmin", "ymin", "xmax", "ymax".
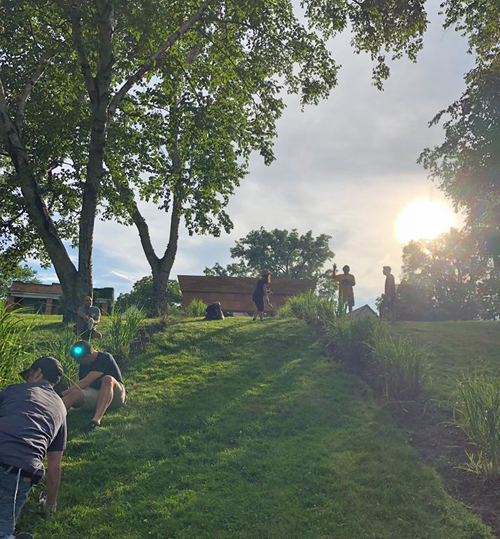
[
  {"xmin": 332, "ymin": 264, "xmax": 356, "ymax": 313},
  {"xmin": 380, "ymin": 266, "xmax": 396, "ymax": 324},
  {"xmin": 252, "ymin": 270, "xmax": 271, "ymax": 321}
]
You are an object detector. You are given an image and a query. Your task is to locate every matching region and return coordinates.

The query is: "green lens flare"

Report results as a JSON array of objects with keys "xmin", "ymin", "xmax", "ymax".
[{"xmin": 72, "ymin": 346, "xmax": 84, "ymax": 356}]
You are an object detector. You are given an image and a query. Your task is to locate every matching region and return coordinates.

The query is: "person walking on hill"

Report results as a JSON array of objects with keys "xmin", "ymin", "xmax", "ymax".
[
  {"xmin": 252, "ymin": 270, "xmax": 272, "ymax": 321},
  {"xmin": 62, "ymin": 341, "xmax": 126, "ymax": 433},
  {"xmin": 332, "ymin": 264, "xmax": 356, "ymax": 313},
  {"xmin": 380, "ymin": 266, "xmax": 396, "ymax": 324},
  {"xmin": 76, "ymin": 296, "xmax": 102, "ymax": 340},
  {"xmin": 0, "ymin": 357, "xmax": 67, "ymax": 539}
]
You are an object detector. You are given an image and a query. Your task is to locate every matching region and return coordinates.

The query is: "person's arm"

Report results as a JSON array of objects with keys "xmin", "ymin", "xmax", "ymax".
[
  {"xmin": 45, "ymin": 451, "xmax": 63, "ymax": 509},
  {"xmin": 93, "ymin": 308, "xmax": 101, "ymax": 323},
  {"xmin": 76, "ymin": 307, "xmax": 90, "ymax": 321},
  {"xmin": 61, "ymin": 371, "xmax": 103, "ymax": 396},
  {"xmin": 351, "ymin": 275, "xmax": 356, "ymax": 287}
]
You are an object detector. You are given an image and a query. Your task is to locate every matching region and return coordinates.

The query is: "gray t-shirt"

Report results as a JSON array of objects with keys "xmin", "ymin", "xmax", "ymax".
[
  {"xmin": 76, "ymin": 305, "xmax": 101, "ymax": 333},
  {"xmin": 0, "ymin": 381, "xmax": 67, "ymax": 476}
]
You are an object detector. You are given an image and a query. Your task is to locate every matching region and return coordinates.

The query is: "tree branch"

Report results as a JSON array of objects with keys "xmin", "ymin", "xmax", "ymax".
[
  {"xmin": 15, "ymin": 55, "xmax": 52, "ymax": 136},
  {"xmin": 68, "ymin": 7, "xmax": 96, "ymax": 100},
  {"xmin": 108, "ymin": 0, "xmax": 215, "ymax": 117}
]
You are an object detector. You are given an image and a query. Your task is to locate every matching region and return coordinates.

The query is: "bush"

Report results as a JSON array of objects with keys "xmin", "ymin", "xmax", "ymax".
[
  {"xmin": 454, "ymin": 372, "xmax": 500, "ymax": 481},
  {"xmin": 185, "ymin": 298, "xmax": 207, "ymax": 318},
  {"xmin": 105, "ymin": 307, "xmax": 146, "ymax": 360},
  {"xmin": 369, "ymin": 329, "xmax": 430, "ymax": 400},
  {"xmin": 0, "ymin": 303, "xmax": 35, "ymax": 390}
]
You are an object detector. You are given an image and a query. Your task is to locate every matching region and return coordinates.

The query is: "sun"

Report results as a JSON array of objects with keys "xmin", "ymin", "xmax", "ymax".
[{"xmin": 395, "ymin": 198, "xmax": 457, "ymax": 244}]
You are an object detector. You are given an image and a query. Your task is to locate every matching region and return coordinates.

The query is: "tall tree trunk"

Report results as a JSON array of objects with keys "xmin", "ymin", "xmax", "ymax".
[{"xmin": 132, "ymin": 194, "xmax": 181, "ymax": 315}]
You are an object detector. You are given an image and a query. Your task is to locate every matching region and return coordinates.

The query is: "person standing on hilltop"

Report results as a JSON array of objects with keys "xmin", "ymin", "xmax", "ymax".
[
  {"xmin": 380, "ymin": 266, "xmax": 396, "ymax": 324},
  {"xmin": 252, "ymin": 270, "xmax": 272, "ymax": 321},
  {"xmin": 332, "ymin": 264, "xmax": 356, "ymax": 313}
]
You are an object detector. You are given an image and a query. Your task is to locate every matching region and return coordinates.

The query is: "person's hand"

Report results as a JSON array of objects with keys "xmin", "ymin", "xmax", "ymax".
[
  {"xmin": 332, "ymin": 263, "xmax": 337, "ymax": 276},
  {"xmin": 39, "ymin": 495, "xmax": 57, "ymax": 514}
]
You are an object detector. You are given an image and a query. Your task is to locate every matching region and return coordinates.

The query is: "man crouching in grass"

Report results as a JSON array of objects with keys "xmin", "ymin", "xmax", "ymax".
[{"xmin": 62, "ymin": 341, "xmax": 126, "ymax": 434}]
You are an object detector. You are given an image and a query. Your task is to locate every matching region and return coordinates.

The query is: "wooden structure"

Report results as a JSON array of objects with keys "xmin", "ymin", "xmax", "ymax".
[
  {"xmin": 178, "ymin": 275, "xmax": 316, "ymax": 314},
  {"xmin": 7, "ymin": 281, "xmax": 113, "ymax": 315}
]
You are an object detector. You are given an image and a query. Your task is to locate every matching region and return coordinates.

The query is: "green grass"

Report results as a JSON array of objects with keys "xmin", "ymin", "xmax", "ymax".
[
  {"xmin": 18, "ymin": 317, "xmax": 492, "ymax": 539},
  {"xmin": 392, "ymin": 321, "xmax": 500, "ymax": 406}
]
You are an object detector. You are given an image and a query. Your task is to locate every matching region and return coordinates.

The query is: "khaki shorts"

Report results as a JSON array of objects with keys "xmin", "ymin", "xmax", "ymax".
[{"xmin": 80, "ymin": 382, "xmax": 126, "ymax": 411}]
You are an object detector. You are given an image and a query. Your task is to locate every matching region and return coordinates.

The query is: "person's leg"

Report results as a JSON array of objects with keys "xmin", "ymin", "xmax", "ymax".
[
  {"xmin": 62, "ymin": 386, "xmax": 84, "ymax": 410},
  {"xmin": 258, "ymin": 310, "xmax": 264, "ymax": 321},
  {"xmin": 92, "ymin": 376, "xmax": 120, "ymax": 425},
  {"xmin": 91, "ymin": 328, "xmax": 103, "ymax": 339},
  {"xmin": 0, "ymin": 470, "xmax": 31, "ymax": 539}
]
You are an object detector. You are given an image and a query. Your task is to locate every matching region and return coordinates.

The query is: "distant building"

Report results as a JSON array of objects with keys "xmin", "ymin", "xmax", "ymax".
[{"xmin": 7, "ymin": 281, "xmax": 114, "ymax": 315}]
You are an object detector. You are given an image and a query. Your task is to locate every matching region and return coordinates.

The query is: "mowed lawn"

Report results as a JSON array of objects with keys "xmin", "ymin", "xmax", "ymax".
[
  {"xmin": 19, "ymin": 317, "xmax": 492, "ymax": 539},
  {"xmin": 392, "ymin": 321, "xmax": 500, "ymax": 406}
]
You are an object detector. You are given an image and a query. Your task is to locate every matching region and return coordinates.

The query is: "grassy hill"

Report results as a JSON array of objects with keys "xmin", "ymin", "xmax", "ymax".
[
  {"xmin": 393, "ymin": 321, "xmax": 500, "ymax": 406},
  {"xmin": 17, "ymin": 316, "xmax": 493, "ymax": 539}
]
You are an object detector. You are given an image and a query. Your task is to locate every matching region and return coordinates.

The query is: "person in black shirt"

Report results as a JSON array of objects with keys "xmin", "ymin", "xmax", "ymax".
[
  {"xmin": 62, "ymin": 341, "xmax": 126, "ymax": 433},
  {"xmin": 0, "ymin": 356, "xmax": 66, "ymax": 539},
  {"xmin": 252, "ymin": 269, "xmax": 272, "ymax": 321}
]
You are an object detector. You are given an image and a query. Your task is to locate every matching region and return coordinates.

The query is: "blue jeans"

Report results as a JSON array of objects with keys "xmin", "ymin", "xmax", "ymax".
[{"xmin": 0, "ymin": 467, "xmax": 32, "ymax": 539}]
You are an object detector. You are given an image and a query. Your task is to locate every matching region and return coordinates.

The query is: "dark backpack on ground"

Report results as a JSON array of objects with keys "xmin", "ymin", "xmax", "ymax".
[{"xmin": 205, "ymin": 302, "xmax": 224, "ymax": 321}]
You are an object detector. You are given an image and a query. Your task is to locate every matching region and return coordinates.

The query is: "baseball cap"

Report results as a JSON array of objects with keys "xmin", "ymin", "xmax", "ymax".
[{"xmin": 19, "ymin": 356, "xmax": 64, "ymax": 384}]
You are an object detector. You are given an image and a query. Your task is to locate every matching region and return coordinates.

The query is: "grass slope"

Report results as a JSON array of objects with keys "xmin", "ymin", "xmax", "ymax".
[
  {"xmin": 393, "ymin": 321, "xmax": 500, "ymax": 405},
  {"xmin": 20, "ymin": 318, "xmax": 492, "ymax": 539}
]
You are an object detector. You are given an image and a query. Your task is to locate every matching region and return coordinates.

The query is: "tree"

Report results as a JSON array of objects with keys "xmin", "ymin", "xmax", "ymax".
[
  {"xmin": 419, "ymin": 1, "xmax": 500, "ymax": 265},
  {"xmin": 0, "ymin": 263, "xmax": 40, "ymax": 300},
  {"xmin": 0, "ymin": 0, "xmax": 430, "ymax": 318},
  {"xmin": 205, "ymin": 227, "xmax": 334, "ymax": 280},
  {"xmin": 398, "ymin": 229, "xmax": 487, "ymax": 320},
  {"xmin": 115, "ymin": 276, "xmax": 181, "ymax": 316}
]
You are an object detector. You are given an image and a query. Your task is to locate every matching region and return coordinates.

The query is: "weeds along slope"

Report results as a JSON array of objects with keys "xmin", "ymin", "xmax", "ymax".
[{"xmin": 21, "ymin": 317, "xmax": 492, "ymax": 539}]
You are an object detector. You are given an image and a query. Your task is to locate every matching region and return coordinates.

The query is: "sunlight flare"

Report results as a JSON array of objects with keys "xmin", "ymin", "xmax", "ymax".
[{"xmin": 395, "ymin": 198, "xmax": 457, "ymax": 244}]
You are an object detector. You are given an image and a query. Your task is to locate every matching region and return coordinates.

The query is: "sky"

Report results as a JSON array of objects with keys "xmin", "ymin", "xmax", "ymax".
[{"xmin": 31, "ymin": 0, "xmax": 474, "ymax": 308}]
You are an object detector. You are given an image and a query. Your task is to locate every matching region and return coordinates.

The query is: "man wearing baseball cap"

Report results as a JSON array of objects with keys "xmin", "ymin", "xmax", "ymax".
[
  {"xmin": 0, "ymin": 356, "xmax": 67, "ymax": 539},
  {"xmin": 62, "ymin": 341, "xmax": 126, "ymax": 433}
]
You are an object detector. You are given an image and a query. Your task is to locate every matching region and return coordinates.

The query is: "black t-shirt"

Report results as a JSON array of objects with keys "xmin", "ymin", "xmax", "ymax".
[
  {"xmin": 253, "ymin": 278, "xmax": 268, "ymax": 299},
  {"xmin": 0, "ymin": 381, "xmax": 67, "ymax": 476},
  {"xmin": 79, "ymin": 352, "xmax": 124, "ymax": 389}
]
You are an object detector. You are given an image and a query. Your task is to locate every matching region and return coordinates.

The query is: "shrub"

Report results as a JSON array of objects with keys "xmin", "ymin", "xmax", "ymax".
[
  {"xmin": 105, "ymin": 307, "xmax": 146, "ymax": 360},
  {"xmin": 369, "ymin": 329, "xmax": 430, "ymax": 400},
  {"xmin": 185, "ymin": 298, "xmax": 207, "ymax": 318},
  {"xmin": 0, "ymin": 303, "xmax": 35, "ymax": 389},
  {"xmin": 454, "ymin": 372, "xmax": 500, "ymax": 481}
]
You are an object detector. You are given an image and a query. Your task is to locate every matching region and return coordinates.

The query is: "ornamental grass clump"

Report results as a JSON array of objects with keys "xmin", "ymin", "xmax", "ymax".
[
  {"xmin": 279, "ymin": 292, "xmax": 337, "ymax": 326},
  {"xmin": 0, "ymin": 303, "xmax": 35, "ymax": 389},
  {"xmin": 185, "ymin": 298, "xmax": 207, "ymax": 318},
  {"xmin": 106, "ymin": 307, "xmax": 146, "ymax": 360},
  {"xmin": 369, "ymin": 330, "xmax": 430, "ymax": 400},
  {"xmin": 324, "ymin": 315, "xmax": 376, "ymax": 374},
  {"xmin": 38, "ymin": 324, "xmax": 79, "ymax": 387},
  {"xmin": 454, "ymin": 372, "xmax": 500, "ymax": 481}
]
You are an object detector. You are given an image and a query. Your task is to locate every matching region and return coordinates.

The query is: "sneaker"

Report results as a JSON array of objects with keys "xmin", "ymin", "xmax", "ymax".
[
  {"xmin": 85, "ymin": 420, "xmax": 101, "ymax": 434},
  {"xmin": 16, "ymin": 533, "xmax": 34, "ymax": 539}
]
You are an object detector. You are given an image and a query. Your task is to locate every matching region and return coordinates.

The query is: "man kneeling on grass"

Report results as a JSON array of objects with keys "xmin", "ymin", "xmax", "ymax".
[
  {"xmin": 0, "ymin": 356, "xmax": 66, "ymax": 539},
  {"xmin": 62, "ymin": 341, "xmax": 126, "ymax": 434}
]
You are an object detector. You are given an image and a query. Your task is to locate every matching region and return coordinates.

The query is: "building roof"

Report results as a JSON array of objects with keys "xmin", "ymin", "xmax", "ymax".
[
  {"xmin": 10, "ymin": 281, "xmax": 63, "ymax": 295},
  {"xmin": 349, "ymin": 304, "xmax": 378, "ymax": 317}
]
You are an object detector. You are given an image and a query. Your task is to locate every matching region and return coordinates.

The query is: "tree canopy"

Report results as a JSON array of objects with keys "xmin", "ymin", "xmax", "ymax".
[
  {"xmin": 419, "ymin": 1, "xmax": 500, "ymax": 263},
  {"xmin": 0, "ymin": 0, "xmax": 429, "ymax": 317},
  {"xmin": 0, "ymin": 263, "xmax": 40, "ymax": 300},
  {"xmin": 205, "ymin": 227, "xmax": 334, "ymax": 280},
  {"xmin": 396, "ymin": 228, "xmax": 499, "ymax": 321}
]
